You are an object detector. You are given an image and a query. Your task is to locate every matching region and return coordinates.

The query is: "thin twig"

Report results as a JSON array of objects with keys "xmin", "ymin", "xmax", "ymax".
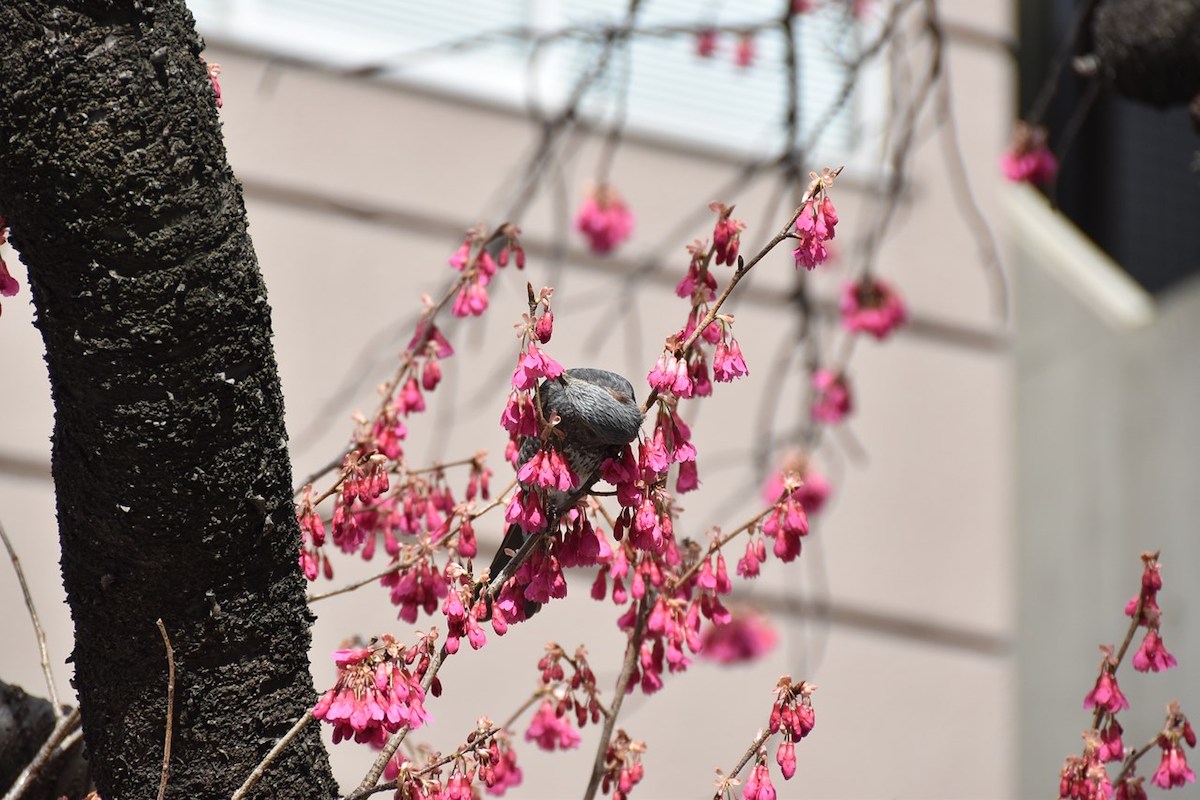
[
  {"xmin": 713, "ymin": 727, "xmax": 772, "ymax": 799},
  {"xmin": 1, "ymin": 707, "xmax": 81, "ymax": 800},
  {"xmin": 230, "ymin": 710, "xmax": 315, "ymax": 800},
  {"xmin": 582, "ymin": 597, "xmax": 650, "ymax": 800},
  {"xmin": 155, "ymin": 619, "xmax": 176, "ymax": 800},
  {"xmin": 0, "ymin": 517, "xmax": 61, "ymax": 717}
]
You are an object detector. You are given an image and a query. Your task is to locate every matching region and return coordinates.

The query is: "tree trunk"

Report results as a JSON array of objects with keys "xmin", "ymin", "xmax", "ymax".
[{"xmin": 0, "ymin": 2, "xmax": 338, "ymax": 797}]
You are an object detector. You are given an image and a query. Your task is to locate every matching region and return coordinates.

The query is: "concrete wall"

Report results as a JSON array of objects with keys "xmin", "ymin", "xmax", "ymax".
[
  {"xmin": 0, "ymin": 7, "xmax": 1018, "ymax": 797},
  {"xmin": 1014, "ymin": 243, "xmax": 1200, "ymax": 798}
]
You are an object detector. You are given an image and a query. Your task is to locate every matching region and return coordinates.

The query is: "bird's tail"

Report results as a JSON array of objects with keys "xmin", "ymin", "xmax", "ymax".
[
  {"xmin": 488, "ymin": 522, "xmax": 525, "ymax": 583},
  {"xmin": 487, "ymin": 523, "xmax": 542, "ymax": 619}
]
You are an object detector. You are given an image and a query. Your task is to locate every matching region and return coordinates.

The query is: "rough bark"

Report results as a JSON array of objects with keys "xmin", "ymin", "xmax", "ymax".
[{"xmin": 0, "ymin": 2, "xmax": 338, "ymax": 798}]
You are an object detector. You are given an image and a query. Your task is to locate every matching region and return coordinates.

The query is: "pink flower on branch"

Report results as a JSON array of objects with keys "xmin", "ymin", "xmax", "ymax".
[
  {"xmin": 525, "ymin": 699, "xmax": 581, "ymax": 751},
  {"xmin": 576, "ymin": 185, "xmax": 634, "ymax": 254},
  {"xmin": 699, "ymin": 608, "xmax": 777, "ymax": 664},
  {"xmin": 792, "ymin": 196, "xmax": 838, "ymax": 270},
  {"xmin": 1132, "ymin": 629, "xmax": 1178, "ymax": 673},
  {"xmin": 712, "ymin": 337, "xmax": 748, "ymax": 382},
  {"xmin": 811, "ymin": 369, "xmax": 852, "ymax": 424},
  {"xmin": 0, "ymin": 220, "xmax": 19, "ymax": 316},
  {"xmin": 840, "ymin": 276, "xmax": 908, "ymax": 339},
  {"xmin": 709, "ymin": 202, "xmax": 746, "ymax": 266},
  {"xmin": 1000, "ymin": 122, "xmax": 1058, "ymax": 185},
  {"xmin": 312, "ymin": 635, "xmax": 430, "ymax": 746},
  {"xmin": 1083, "ymin": 648, "xmax": 1130, "ymax": 714},
  {"xmin": 511, "ymin": 342, "xmax": 563, "ymax": 390}
]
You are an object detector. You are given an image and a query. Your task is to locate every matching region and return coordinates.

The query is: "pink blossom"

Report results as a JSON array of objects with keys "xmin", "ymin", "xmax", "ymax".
[
  {"xmin": 1115, "ymin": 776, "xmax": 1148, "ymax": 800},
  {"xmin": 511, "ymin": 342, "xmax": 564, "ymax": 390},
  {"xmin": 500, "ymin": 391, "xmax": 539, "ymax": 438},
  {"xmin": 695, "ymin": 29, "xmax": 718, "ymax": 57},
  {"xmin": 734, "ymin": 33, "xmax": 756, "ymax": 68},
  {"xmin": 676, "ymin": 459, "xmax": 699, "ymax": 493},
  {"xmin": 535, "ymin": 308, "xmax": 554, "ymax": 343},
  {"xmin": 1152, "ymin": 744, "xmax": 1196, "ymax": 789},
  {"xmin": 576, "ymin": 185, "xmax": 634, "ymax": 254},
  {"xmin": 0, "ymin": 221, "xmax": 18, "ymax": 306},
  {"xmin": 449, "ymin": 239, "xmax": 471, "ymax": 270},
  {"xmin": 792, "ymin": 196, "xmax": 838, "ymax": 270},
  {"xmin": 205, "ymin": 60, "xmax": 223, "ymax": 108},
  {"xmin": 678, "ymin": 240, "xmax": 717, "ymax": 301},
  {"xmin": 525, "ymin": 700, "xmax": 581, "ymax": 751},
  {"xmin": 712, "ymin": 338, "xmax": 749, "ymax": 382},
  {"xmin": 743, "ymin": 761, "xmax": 776, "ymax": 800},
  {"xmin": 811, "ymin": 369, "xmax": 852, "ymax": 424},
  {"xmin": 504, "ymin": 487, "xmax": 546, "ymax": 533},
  {"xmin": 517, "ymin": 447, "xmax": 579, "ymax": 493},
  {"xmin": 700, "ymin": 609, "xmax": 777, "ymax": 664},
  {"xmin": 1132, "ymin": 629, "xmax": 1178, "ymax": 672},
  {"xmin": 776, "ymin": 740, "xmax": 797, "ymax": 780},
  {"xmin": 1084, "ymin": 670, "xmax": 1130, "ymax": 714},
  {"xmin": 1000, "ymin": 123, "xmax": 1058, "ymax": 185},
  {"xmin": 452, "ymin": 275, "xmax": 489, "ymax": 317},
  {"xmin": 408, "ymin": 321, "xmax": 454, "ymax": 358},
  {"xmin": 313, "ymin": 636, "xmax": 429, "ymax": 745},
  {"xmin": 0, "ymin": 256, "xmax": 17, "ymax": 299},
  {"xmin": 1099, "ymin": 719, "xmax": 1125, "ymax": 763},
  {"xmin": 762, "ymin": 456, "xmax": 831, "ymax": 516},
  {"xmin": 482, "ymin": 736, "xmax": 523, "ymax": 795},
  {"xmin": 840, "ymin": 277, "xmax": 907, "ymax": 339},
  {"xmin": 383, "ymin": 557, "xmax": 448, "ymax": 623},
  {"xmin": 646, "ymin": 352, "xmax": 693, "ymax": 398},
  {"xmin": 709, "ymin": 202, "xmax": 746, "ymax": 266},
  {"xmin": 736, "ymin": 536, "xmax": 766, "ymax": 578}
]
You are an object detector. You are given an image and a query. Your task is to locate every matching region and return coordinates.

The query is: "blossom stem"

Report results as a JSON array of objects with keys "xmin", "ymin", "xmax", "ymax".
[
  {"xmin": 1114, "ymin": 735, "xmax": 1163, "ymax": 786},
  {"xmin": 230, "ymin": 710, "xmax": 314, "ymax": 800},
  {"xmin": 0, "ymin": 517, "xmax": 61, "ymax": 717},
  {"xmin": 668, "ymin": 506, "xmax": 775, "ymax": 592},
  {"xmin": 641, "ymin": 169, "xmax": 841, "ymax": 415},
  {"xmin": 583, "ymin": 596, "xmax": 650, "ymax": 800},
  {"xmin": 713, "ymin": 727, "xmax": 772, "ymax": 799}
]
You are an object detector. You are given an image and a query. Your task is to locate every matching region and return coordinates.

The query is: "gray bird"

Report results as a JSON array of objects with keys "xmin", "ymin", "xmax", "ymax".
[{"xmin": 489, "ymin": 368, "xmax": 644, "ymax": 613}]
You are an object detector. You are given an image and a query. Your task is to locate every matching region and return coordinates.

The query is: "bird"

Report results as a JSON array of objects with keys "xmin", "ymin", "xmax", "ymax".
[{"xmin": 488, "ymin": 368, "xmax": 644, "ymax": 614}]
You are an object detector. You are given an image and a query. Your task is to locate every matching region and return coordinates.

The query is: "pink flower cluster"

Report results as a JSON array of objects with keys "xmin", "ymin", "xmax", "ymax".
[
  {"xmin": 840, "ymin": 276, "xmax": 908, "ymax": 340},
  {"xmin": 1000, "ymin": 122, "xmax": 1058, "ymax": 185},
  {"xmin": 761, "ymin": 453, "xmax": 831, "ymax": 517},
  {"xmin": 448, "ymin": 225, "xmax": 525, "ymax": 317},
  {"xmin": 699, "ymin": 608, "xmax": 777, "ymax": 664},
  {"xmin": 792, "ymin": 195, "xmax": 838, "ymax": 270},
  {"xmin": 204, "ymin": 60, "xmax": 223, "ymax": 109},
  {"xmin": 676, "ymin": 240, "xmax": 718, "ymax": 303},
  {"xmin": 0, "ymin": 218, "xmax": 19, "ymax": 318},
  {"xmin": 998, "ymin": 122, "xmax": 1056, "ymax": 185},
  {"xmin": 1126, "ymin": 552, "xmax": 1178, "ymax": 673},
  {"xmin": 1152, "ymin": 704, "xmax": 1197, "ymax": 790},
  {"xmin": 1061, "ymin": 553, "xmax": 1194, "ymax": 800},
  {"xmin": 382, "ymin": 722, "xmax": 524, "ymax": 798},
  {"xmin": 525, "ymin": 699, "xmax": 581, "ymax": 751},
  {"xmin": 770, "ymin": 677, "xmax": 816, "ymax": 780},
  {"xmin": 692, "ymin": 29, "xmax": 756, "ymax": 70},
  {"xmin": 576, "ymin": 185, "xmax": 634, "ymax": 254},
  {"xmin": 709, "ymin": 202, "xmax": 746, "ymax": 267},
  {"xmin": 1059, "ymin": 731, "xmax": 1114, "ymax": 800},
  {"xmin": 312, "ymin": 635, "xmax": 430, "ymax": 746},
  {"xmin": 811, "ymin": 369, "xmax": 852, "ymax": 424},
  {"xmin": 600, "ymin": 730, "xmax": 646, "ymax": 800}
]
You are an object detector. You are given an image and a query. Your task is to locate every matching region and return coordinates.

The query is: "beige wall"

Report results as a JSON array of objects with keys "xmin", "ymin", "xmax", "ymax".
[{"xmin": 0, "ymin": 7, "xmax": 1016, "ymax": 797}]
